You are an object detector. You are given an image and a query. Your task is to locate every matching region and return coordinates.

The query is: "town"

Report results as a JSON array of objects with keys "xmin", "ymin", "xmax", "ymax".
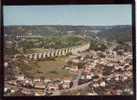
[
  {"xmin": 4, "ymin": 32, "xmax": 133, "ymax": 95},
  {"xmin": 3, "ymin": 5, "xmax": 133, "ymax": 96}
]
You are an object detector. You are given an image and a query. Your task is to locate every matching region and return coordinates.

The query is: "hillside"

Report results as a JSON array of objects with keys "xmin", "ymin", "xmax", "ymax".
[
  {"xmin": 4, "ymin": 25, "xmax": 132, "ymax": 42},
  {"xmin": 96, "ymin": 25, "xmax": 132, "ymax": 42}
]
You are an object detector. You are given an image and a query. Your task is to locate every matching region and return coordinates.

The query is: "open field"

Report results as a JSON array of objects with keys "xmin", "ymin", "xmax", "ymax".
[{"xmin": 19, "ymin": 56, "xmax": 74, "ymax": 79}]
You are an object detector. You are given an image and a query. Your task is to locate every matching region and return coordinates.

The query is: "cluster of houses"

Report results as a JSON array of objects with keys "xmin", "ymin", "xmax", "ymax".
[
  {"xmin": 4, "ymin": 74, "xmax": 73, "ymax": 96},
  {"xmin": 64, "ymin": 43, "xmax": 133, "ymax": 95}
]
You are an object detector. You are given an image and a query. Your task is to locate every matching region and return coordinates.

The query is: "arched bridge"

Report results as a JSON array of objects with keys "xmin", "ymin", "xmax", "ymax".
[{"xmin": 25, "ymin": 43, "xmax": 90, "ymax": 60}]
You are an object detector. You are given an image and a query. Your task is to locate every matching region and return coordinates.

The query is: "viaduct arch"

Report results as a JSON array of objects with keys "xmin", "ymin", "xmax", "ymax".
[{"xmin": 25, "ymin": 43, "xmax": 90, "ymax": 60}]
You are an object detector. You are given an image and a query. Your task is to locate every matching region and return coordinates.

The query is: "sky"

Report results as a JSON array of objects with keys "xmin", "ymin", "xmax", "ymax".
[{"xmin": 3, "ymin": 5, "xmax": 132, "ymax": 26}]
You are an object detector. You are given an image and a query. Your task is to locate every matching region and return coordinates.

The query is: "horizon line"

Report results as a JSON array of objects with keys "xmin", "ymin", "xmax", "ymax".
[{"xmin": 4, "ymin": 24, "xmax": 132, "ymax": 26}]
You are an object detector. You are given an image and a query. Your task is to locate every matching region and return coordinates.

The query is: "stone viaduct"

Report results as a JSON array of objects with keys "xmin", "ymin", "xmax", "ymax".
[{"xmin": 25, "ymin": 43, "xmax": 90, "ymax": 60}]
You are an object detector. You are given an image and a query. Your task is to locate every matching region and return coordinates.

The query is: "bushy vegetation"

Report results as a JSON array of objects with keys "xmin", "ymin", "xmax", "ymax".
[
  {"xmin": 97, "ymin": 25, "xmax": 132, "ymax": 42},
  {"xmin": 89, "ymin": 39, "xmax": 108, "ymax": 51},
  {"xmin": 17, "ymin": 36, "xmax": 85, "ymax": 53}
]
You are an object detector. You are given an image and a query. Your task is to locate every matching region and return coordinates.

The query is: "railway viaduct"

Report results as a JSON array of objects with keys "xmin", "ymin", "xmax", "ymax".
[{"xmin": 25, "ymin": 43, "xmax": 90, "ymax": 60}]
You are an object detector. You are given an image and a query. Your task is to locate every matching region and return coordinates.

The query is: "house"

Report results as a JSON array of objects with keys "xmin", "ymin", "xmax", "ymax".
[
  {"xmin": 70, "ymin": 66, "xmax": 78, "ymax": 72},
  {"xmin": 25, "ymin": 78, "xmax": 32, "ymax": 84},
  {"xmin": 80, "ymin": 75, "xmax": 85, "ymax": 80},
  {"xmin": 115, "ymin": 77, "xmax": 119, "ymax": 81},
  {"xmin": 93, "ymin": 83, "xmax": 99, "ymax": 88},
  {"xmin": 65, "ymin": 67, "xmax": 71, "ymax": 70},
  {"xmin": 100, "ymin": 61, "xmax": 105, "ymax": 65},
  {"xmin": 34, "ymin": 90, "xmax": 45, "ymax": 96},
  {"xmin": 47, "ymin": 83, "xmax": 59, "ymax": 91},
  {"xmin": 8, "ymin": 80, "xmax": 17, "ymax": 85},
  {"xmin": 24, "ymin": 60, "xmax": 29, "ymax": 64},
  {"xmin": 63, "ymin": 80, "xmax": 71, "ymax": 83},
  {"xmin": 4, "ymin": 87, "xmax": 11, "ymax": 93},
  {"xmin": 34, "ymin": 81, "xmax": 45, "ymax": 89},
  {"xmin": 10, "ymin": 89, "xmax": 15, "ymax": 93},
  {"xmin": 24, "ymin": 78, "xmax": 34, "ymax": 87},
  {"xmin": 62, "ymin": 79, "xmax": 71, "ymax": 89},
  {"xmin": 44, "ymin": 79, "xmax": 51, "ymax": 84},
  {"xmin": 86, "ymin": 74, "xmax": 92, "ymax": 79},
  {"xmin": 122, "ymin": 76, "xmax": 128, "ymax": 81},
  {"xmin": 62, "ymin": 82, "xmax": 70, "ymax": 89},
  {"xmin": 106, "ymin": 77, "xmax": 112, "ymax": 81},
  {"xmin": 21, "ymin": 88, "xmax": 33, "ymax": 95},
  {"xmin": 100, "ymin": 81, "xmax": 106, "ymax": 87},
  {"xmin": 86, "ymin": 73, "xmax": 94, "ymax": 79},
  {"xmin": 80, "ymin": 57, "xmax": 84, "ymax": 61},
  {"xmin": 33, "ymin": 78, "xmax": 41, "ymax": 82},
  {"xmin": 114, "ymin": 66, "xmax": 121, "ymax": 70},
  {"xmin": 16, "ymin": 75, "xmax": 25, "ymax": 81}
]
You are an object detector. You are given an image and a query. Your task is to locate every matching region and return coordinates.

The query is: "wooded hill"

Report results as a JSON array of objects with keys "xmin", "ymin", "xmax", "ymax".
[{"xmin": 4, "ymin": 25, "xmax": 132, "ymax": 42}]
